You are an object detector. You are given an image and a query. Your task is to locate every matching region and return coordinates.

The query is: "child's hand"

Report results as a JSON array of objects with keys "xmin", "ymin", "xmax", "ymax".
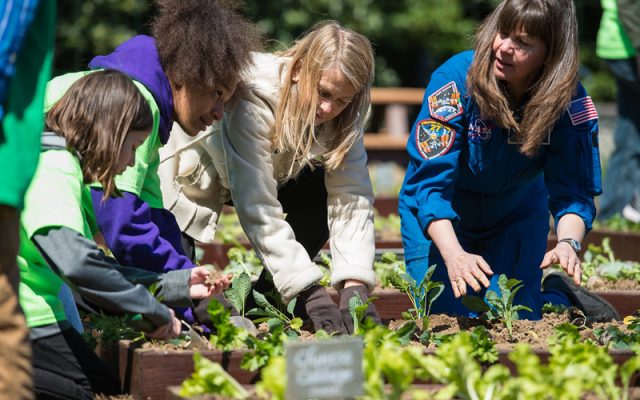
[
  {"xmin": 147, "ymin": 308, "xmax": 181, "ymax": 339},
  {"xmin": 188, "ymin": 268, "xmax": 233, "ymax": 298}
]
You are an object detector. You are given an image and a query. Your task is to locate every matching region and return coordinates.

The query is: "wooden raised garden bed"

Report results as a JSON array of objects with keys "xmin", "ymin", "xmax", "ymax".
[
  {"xmin": 114, "ymin": 340, "xmax": 256, "ymax": 400},
  {"xmin": 339, "ymin": 288, "xmax": 639, "ymax": 321}
]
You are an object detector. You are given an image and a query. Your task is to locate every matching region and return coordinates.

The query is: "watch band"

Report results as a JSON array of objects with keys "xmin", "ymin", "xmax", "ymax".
[{"xmin": 557, "ymin": 238, "xmax": 581, "ymax": 253}]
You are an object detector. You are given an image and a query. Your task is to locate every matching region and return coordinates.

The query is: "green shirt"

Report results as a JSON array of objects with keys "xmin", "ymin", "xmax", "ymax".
[
  {"xmin": 44, "ymin": 71, "xmax": 165, "ymax": 208},
  {"xmin": 18, "ymin": 149, "xmax": 97, "ymax": 328},
  {"xmin": 597, "ymin": 0, "xmax": 636, "ymax": 59}
]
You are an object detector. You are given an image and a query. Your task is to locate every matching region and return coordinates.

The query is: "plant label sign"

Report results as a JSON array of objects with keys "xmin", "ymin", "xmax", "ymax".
[{"xmin": 285, "ymin": 336, "xmax": 363, "ymax": 399}]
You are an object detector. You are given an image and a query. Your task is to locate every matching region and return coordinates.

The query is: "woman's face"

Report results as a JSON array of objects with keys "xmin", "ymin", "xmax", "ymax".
[
  {"xmin": 492, "ymin": 26, "xmax": 547, "ymax": 96},
  {"xmin": 116, "ymin": 129, "xmax": 150, "ymax": 174},
  {"xmin": 313, "ymin": 67, "xmax": 358, "ymax": 126},
  {"xmin": 172, "ymin": 81, "xmax": 236, "ymax": 136}
]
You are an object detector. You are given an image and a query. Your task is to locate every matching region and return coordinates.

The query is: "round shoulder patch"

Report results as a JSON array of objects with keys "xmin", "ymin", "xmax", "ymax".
[{"xmin": 415, "ymin": 119, "xmax": 456, "ymax": 160}]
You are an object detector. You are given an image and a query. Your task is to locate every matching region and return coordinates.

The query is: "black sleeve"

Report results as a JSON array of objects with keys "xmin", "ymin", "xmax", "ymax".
[{"xmin": 32, "ymin": 226, "xmax": 173, "ymax": 330}]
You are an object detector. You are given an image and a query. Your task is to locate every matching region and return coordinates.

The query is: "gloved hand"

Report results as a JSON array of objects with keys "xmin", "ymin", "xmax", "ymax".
[
  {"xmin": 339, "ymin": 285, "xmax": 381, "ymax": 334},
  {"xmin": 298, "ymin": 285, "xmax": 344, "ymax": 334}
]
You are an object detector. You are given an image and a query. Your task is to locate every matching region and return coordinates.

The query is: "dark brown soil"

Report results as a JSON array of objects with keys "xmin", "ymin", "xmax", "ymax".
[
  {"xmin": 586, "ymin": 277, "xmax": 639, "ymax": 291},
  {"xmin": 388, "ymin": 311, "xmax": 631, "ymax": 351}
]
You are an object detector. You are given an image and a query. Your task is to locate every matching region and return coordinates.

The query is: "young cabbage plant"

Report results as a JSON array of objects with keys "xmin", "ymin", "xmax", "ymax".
[
  {"xmin": 462, "ymin": 274, "xmax": 531, "ymax": 340},
  {"xmin": 347, "ymin": 292, "xmax": 379, "ymax": 335},
  {"xmin": 223, "ymin": 272, "xmax": 251, "ymax": 317},
  {"xmin": 395, "ymin": 265, "xmax": 444, "ymax": 331},
  {"xmin": 246, "ymin": 290, "xmax": 303, "ymax": 334}
]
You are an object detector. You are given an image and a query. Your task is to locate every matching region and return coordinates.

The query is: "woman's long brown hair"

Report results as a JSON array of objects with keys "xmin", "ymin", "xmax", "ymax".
[
  {"xmin": 468, "ymin": 0, "xmax": 579, "ymax": 156},
  {"xmin": 45, "ymin": 70, "xmax": 153, "ymax": 198}
]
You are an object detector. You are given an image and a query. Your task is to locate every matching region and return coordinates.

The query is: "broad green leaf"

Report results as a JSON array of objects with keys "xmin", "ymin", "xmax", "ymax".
[
  {"xmin": 286, "ymin": 297, "xmax": 297, "ymax": 316},
  {"xmin": 462, "ymin": 295, "xmax": 490, "ymax": 313},
  {"xmin": 252, "ymin": 290, "xmax": 271, "ymax": 309}
]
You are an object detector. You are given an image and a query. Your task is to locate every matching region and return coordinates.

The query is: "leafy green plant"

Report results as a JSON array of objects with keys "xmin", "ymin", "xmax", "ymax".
[
  {"xmin": 576, "ymin": 238, "xmax": 640, "ymax": 285},
  {"xmin": 316, "ymin": 252, "xmax": 332, "ymax": 287},
  {"xmin": 593, "ymin": 324, "xmax": 640, "ymax": 351},
  {"xmin": 593, "ymin": 213, "xmax": 640, "ymax": 233},
  {"xmin": 255, "ymin": 355, "xmax": 286, "ymax": 400},
  {"xmin": 180, "ymin": 352, "xmax": 249, "ymax": 399},
  {"xmin": 394, "ymin": 265, "xmax": 444, "ymax": 330},
  {"xmin": 241, "ymin": 325, "xmax": 287, "ymax": 372},
  {"xmin": 347, "ymin": 292, "xmax": 379, "ymax": 335},
  {"xmin": 224, "ymin": 246, "xmax": 263, "ymax": 280},
  {"xmin": 224, "ymin": 272, "xmax": 252, "ymax": 317},
  {"xmin": 374, "ymin": 252, "xmax": 406, "ymax": 289},
  {"xmin": 207, "ymin": 299, "xmax": 248, "ymax": 351},
  {"xmin": 82, "ymin": 313, "xmax": 144, "ymax": 350},
  {"xmin": 246, "ymin": 290, "xmax": 303, "ymax": 333},
  {"xmin": 462, "ymin": 274, "xmax": 532, "ymax": 340}
]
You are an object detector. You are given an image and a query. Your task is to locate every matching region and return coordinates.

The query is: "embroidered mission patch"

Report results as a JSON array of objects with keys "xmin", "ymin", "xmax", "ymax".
[
  {"xmin": 415, "ymin": 119, "xmax": 455, "ymax": 160},
  {"xmin": 567, "ymin": 96, "xmax": 598, "ymax": 126},
  {"xmin": 428, "ymin": 81, "xmax": 463, "ymax": 122}
]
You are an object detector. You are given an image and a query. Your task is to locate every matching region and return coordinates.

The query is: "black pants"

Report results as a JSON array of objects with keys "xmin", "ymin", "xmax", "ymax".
[
  {"xmin": 192, "ymin": 167, "xmax": 329, "ymax": 322},
  {"xmin": 277, "ymin": 166, "xmax": 329, "ymax": 258},
  {"xmin": 252, "ymin": 166, "xmax": 330, "ymax": 311},
  {"xmin": 32, "ymin": 328, "xmax": 121, "ymax": 400}
]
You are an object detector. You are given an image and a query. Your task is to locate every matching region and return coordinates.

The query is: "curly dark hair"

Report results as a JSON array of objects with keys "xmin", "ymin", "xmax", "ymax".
[{"xmin": 151, "ymin": 0, "xmax": 260, "ymax": 89}]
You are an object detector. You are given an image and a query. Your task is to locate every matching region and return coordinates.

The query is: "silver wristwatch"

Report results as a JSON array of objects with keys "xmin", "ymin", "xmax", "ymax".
[{"xmin": 557, "ymin": 238, "xmax": 581, "ymax": 253}]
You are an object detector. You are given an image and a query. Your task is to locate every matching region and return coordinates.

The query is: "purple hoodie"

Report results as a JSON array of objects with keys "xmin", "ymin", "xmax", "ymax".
[
  {"xmin": 88, "ymin": 36, "xmax": 196, "ymax": 322},
  {"xmin": 89, "ymin": 35, "xmax": 173, "ymax": 144}
]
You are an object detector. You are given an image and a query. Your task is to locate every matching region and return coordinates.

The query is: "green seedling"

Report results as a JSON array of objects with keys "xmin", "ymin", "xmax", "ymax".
[
  {"xmin": 223, "ymin": 272, "xmax": 251, "ymax": 317},
  {"xmin": 206, "ymin": 299, "xmax": 247, "ymax": 351},
  {"xmin": 246, "ymin": 290, "xmax": 303, "ymax": 334},
  {"xmin": 347, "ymin": 292, "xmax": 379, "ymax": 335},
  {"xmin": 317, "ymin": 252, "xmax": 332, "ymax": 286},
  {"xmin": 462, "ymin": 274, "xmax": 531, "ymax": 340},
  {"xmin": 180, "ymin": 352, "xmax": 249, "ymax": 399},
  {"xmin": 241, "ymin": 324, "xmax": 288, "ymax": 372},
  {"xmin": 394, "ymin": 265, "xmax": 444, "ymax": 331}
]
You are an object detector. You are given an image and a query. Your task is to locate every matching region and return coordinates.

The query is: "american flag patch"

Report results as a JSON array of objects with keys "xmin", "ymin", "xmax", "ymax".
[{"xmin": 567, "ymin": 96, "xmax": 598, "ymax": 126}]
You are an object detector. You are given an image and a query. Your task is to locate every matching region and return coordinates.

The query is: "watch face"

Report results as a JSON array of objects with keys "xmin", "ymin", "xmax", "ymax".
[{"xmin": 561, "ymin": 239, "xmax": 581, "ymax": 253}]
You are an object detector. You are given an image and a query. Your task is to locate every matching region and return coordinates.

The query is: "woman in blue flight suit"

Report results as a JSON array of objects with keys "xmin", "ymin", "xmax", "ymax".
[{"xmin": 399, "ymin": 0, "xmax": 609, "ymax": 320}]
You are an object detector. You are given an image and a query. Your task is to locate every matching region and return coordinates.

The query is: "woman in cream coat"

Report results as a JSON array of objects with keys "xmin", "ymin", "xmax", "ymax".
[{"xmin": 159, "ymin": 21, "xmax": 380, "ymax": 333}]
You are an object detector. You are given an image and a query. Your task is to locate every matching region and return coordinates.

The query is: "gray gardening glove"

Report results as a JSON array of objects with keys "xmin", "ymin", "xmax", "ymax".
[
  {"xmin": 339, "ymin": 285, "xmax": 381, "ymax": 334},
  {"xmin": 298, "ymin": 285, "xmax": 345, "ymax": 334}
]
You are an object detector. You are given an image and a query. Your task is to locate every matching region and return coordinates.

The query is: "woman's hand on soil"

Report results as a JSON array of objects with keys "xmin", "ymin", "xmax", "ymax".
[
  {"xmin": 444, "ymin": 251, "xmax": 493, "ymax": 298},
  {"xmin": 539, "ymin": 243, "xmax": 582, "ymax": 285},
  {"xmin": 147, "ymin": 308, "xmax": 181, "ymax": 339}
]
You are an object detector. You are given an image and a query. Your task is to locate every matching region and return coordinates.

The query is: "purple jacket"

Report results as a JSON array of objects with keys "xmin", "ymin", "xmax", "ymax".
[{"xmin": 88, "ymin": 36, "xmax": 195, "ymax": 322}]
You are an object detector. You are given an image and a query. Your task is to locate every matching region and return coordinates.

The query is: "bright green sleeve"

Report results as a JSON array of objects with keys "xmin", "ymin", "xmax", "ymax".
[{"xmin": 21, "ymin": 150, "xmax": 89, "ymax": 238}]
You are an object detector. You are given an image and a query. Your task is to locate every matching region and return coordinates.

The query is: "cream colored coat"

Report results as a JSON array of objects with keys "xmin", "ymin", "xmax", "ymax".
[{"xmin": 158, "ymin": 52, "xmax": 376, "ymax": 301}]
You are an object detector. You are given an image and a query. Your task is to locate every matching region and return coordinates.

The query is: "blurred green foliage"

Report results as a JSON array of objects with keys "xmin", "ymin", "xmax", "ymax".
[{"xmin": 54, "ymin": 0, "xmax": 615, "ymax": 100}]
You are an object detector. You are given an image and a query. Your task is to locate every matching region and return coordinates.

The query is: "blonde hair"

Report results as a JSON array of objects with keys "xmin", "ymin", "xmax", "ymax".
[
  {"xmin": 273, "ymin": 20, "xmax": 374, "ymax": 178},
  {"xmin": 468, "ymin": 0, "xmax": 579, "ymax": 156},
  {"xmin": 46, "ymin": 70, "xmax": 153, "ymax": 198}
]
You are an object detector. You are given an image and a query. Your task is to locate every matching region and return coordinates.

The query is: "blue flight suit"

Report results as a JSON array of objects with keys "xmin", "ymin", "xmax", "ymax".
[{"xmin": 399, "ymin": 51, "xmax": 602, "ymax": 319}]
